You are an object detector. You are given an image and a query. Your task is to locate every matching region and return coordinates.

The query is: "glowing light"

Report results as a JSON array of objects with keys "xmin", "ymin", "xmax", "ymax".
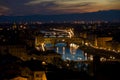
[
  {"xmin": 90, "ymin": 55, "xmax": 93, "ymax": 61},
  {"xmin": 70, "ymin": 43, "xmax": 79, "ymax": 55},
  {"xmin": 36, "ymin": 46, "xmax": 41, "ymax": 51},
  {"xmin": 52, "ymin": 28, "xmax": 74, "ymax": 38},
  {"xmin": 118, "ymin": 50, "xmax": 120, "ymax": 52},
  {"xmin": 63, "ymin": 47, "xmax": 65, "ymax": 54},
  {"xmin": 66, "ymin": 57, "xmax": 71, "ymax": 60},
  {"xmin": 100, "ymin": 57, "xmax": 106, "ymax": 61},
  {"xmin": 85, "ymin": 53, "xmax": 87, "ymax": 56},
  {"xmin": 113, "ymin": 57, "xmax": 115, "ymax": 59},
  {"xmin": 70, "ymin": 43, "xmax": 79, "ymax": 49},
  {"xmin": 42, "ymin": 61, "xmax": 46, "ymax": 65},
  {"xmin": 85, "ymin": 43, "xmax": 88, "ymax": 46},
  {"xmin": 62, "ymin": 39, "xmax": 65, "ymax": 41},
  {"xmin": 112, "ymin": 49, "xmax": 115, "ymax": 52},
  {"xmin": 66, "ymin": 63, "xmax": 70, "ymax": 67},
  {"xmin": 108, "ymin": 48, "xmax": 111, "ymax": 51},
  {"xmin": 41, "ymin": 43, "xmax": 45, "ymax": 51},
  {"xmin": 110, "ymin": 56, "xmax": 113, "ymax": 59},
  {"xmin": 56, "ymin": 47, "xmax": 59, "ymax": 53},
  {"xmin": 77, "ymin": 57, "xmax": 82, "ymax": 60},
  {"xmin": 67, "ymin": 29, "xmax": 74, "ymax": 38},
  {"xmin": 68, "ymin": 32, "xmax": 72, "ymax": 38}
]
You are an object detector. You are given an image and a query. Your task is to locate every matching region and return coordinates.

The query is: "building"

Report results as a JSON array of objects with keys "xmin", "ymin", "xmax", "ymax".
[
  {"xmin": 33, "ymin": 71, "xmax": 47, "ymax": 80},
  {"xmin": 106, "ymin": 41, "xmax": 120, "ymax": 51},
  {"xmin": 10, "ymin": 76, "xmax": 28, "ymax": 80},
  {"xmin": 0, "ymin": 45, "xmax": 29, "ymax": 61},
  {"xmin": 95, "ymin": 37, "xmax": 112, "ymax": 48}
]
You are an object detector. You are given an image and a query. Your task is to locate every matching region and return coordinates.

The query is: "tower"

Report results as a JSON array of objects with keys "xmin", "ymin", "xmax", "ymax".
[{"xmin": 12, "ymin": 22, "xmax": 17, "ymax": 30}]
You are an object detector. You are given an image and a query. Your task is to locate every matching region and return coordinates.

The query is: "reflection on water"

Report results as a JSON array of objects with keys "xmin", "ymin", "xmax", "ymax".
[
  {"xmin": 45, "ymin": 43, "xmax": 92, "ymax": 61},
  {"xmin": 54, "ymin": 43, "xmax": 89, "ymax": 71},
  {"xmin": 69, "ymin": 43, "xmax": 79, "ymax": 55},
  {"xmin": 44, "ymin": 43, "xmax": 93, "ymax": 72},
  {"xmin": 55, "ymin": 46, "xmax": 87, "ymax": 61}
]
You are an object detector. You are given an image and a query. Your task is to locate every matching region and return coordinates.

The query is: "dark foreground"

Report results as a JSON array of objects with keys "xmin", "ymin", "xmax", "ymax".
[{"xmin": 46, "ymin": 61, "xmax": 120, "ymax": 80}]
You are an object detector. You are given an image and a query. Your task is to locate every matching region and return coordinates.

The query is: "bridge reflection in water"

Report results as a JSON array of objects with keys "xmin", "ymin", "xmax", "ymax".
[
  {"xmin": 55, "ymin": 43, "xmax": 85, "ymax": 61},
  {"xmin": 44, "ymin": 42, "xmax": 93, "ymax": 62},
  {"xmin": 54, "ymin": 43, "xmax": 91, "ymax": 71}
]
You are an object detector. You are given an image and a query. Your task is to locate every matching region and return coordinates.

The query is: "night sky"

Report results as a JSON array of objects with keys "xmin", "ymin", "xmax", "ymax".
[{"xmin": 0, "ymin": 0, "xmax": 120, "ymax": 16}]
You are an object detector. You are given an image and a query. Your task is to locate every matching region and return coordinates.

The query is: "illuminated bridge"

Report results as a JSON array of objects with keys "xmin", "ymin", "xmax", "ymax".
[
  {"xmin": 37, "ymin": 28, "xmax": 87, "ymax": 44},
  {"xmin": 40, "ymin": 28, "xmax": 74, "ymax": 38}
]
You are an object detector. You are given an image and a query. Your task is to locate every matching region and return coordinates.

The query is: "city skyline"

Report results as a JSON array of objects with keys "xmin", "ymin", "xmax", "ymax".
[{"xmin": 0, "ymin": 0, "xmax": 120, "ymax": 16}]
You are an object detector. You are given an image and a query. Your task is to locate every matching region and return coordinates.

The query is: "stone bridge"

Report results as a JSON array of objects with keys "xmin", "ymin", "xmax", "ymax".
[{"xmin": 35, "ymin": 36, "xmax": 86, "ymax": 46}]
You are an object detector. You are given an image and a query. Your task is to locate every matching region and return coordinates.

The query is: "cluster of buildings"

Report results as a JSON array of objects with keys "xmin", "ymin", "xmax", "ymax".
[
  {"xmin": 7, "ymin": 71, "xmax": 47, "ymax": 80},
  {"xmin": 0, "ymin": 22, "xmax": 120, "ymax": 80}
]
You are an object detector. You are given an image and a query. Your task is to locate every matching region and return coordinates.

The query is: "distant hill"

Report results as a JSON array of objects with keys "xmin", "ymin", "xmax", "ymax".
[{"xmin": 0, "ymin": 10, "xmax": 120, "ymax": 23}]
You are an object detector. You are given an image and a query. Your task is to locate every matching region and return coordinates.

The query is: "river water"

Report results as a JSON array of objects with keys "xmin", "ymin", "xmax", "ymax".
[
  {"xmin": 45, "ymin": 43, "xmax": 93, "ymax": 72},
  {"xmin": 55, "ymin": 46, "xmax": 87, "ymax": 61},
  {"xmin": 45, "ymin": 43, "xmax": 91, "ymax": 61}
]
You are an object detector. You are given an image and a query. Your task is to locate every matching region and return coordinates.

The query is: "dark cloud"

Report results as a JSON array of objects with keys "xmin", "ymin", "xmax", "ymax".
[
  {"xmin": 61, "ymin": 2, "xmax": 95, "ymax": 8},
  {"xmin": 0, "ymin": 0, "xmax": 30, "ymax": 7},
  {"xmin": 0, "ymin": 5, "xmax": 10, "ymax": 15},
  {"xmin": 0, "ymin": 0, "xmax": 30, "ymax": 15},
  {"xmin": 24, "ymin": 1, "xmax": 60, "ymax": 15},
  {"xmin": 29, "ymin": 1, "xmax": 94, "ymax": 14},
  {"xmin": 0, "ymin": 0, "xmax": 60, "ymax": 15},
  {"xmin": 32, "ymin": 1, "xmax": 58, "ymax": 8}
]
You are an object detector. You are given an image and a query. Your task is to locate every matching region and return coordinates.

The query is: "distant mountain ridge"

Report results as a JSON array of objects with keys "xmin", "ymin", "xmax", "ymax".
[{"xmin": 0, "ymin": 10, "xmax": 120, "ymax": 23}]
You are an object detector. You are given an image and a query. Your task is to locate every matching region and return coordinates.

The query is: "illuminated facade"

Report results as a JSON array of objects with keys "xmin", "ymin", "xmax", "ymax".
[
  {"xmin": 10, "ymin": 76, "xmax": 28, "ymax": 80},
  {"xmin": 33, "ymin": 71, "xmax": 47, "ymax": 80},
  {"xmin": 96, "ymin": 37, "xmax": 112, "ymax": 47}
]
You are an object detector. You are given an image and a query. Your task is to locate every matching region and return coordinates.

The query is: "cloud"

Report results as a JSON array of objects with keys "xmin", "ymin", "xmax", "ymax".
[
  {"xmin": 0, "ymin": 0, "xmax": 31, "ymax": 15},
  {"xmin": 25, "ymin": 0, "xmax": 88, "ymax": 5},
  {"xmin": 23, "ymin": 1, "xmax": 59, "ymax": 15},
  {"xmin": 108, "ymin": 0, "xmax": 120, "ymax": 2},
  {"xmin": 25, "ymin": 0, "xmax": 95, "ymax": 9},
  {"xmin": 25, "ymin": 0, "xmax": 54, "ymax": 5},
  {"xmin": 30, "ymin": 1, "xmax": 58, "ymax": 7},
  {"xmin": 24, "ymin": 0, "xmax": 96, "ymax": 14},
  {"xmin": 0, "ymin": 5, "xmax": 9, "ymax": 11},
  {"xmin": 58, "ymin": 2, "xmax": 95, "ymax": 9},
  {"xmin": 0, "ymin": 5, "xmax": 10, "ymax": 15},
  {"xmin": 26, "ymin": 0, "xmax": 117, "ymax": 15},
  {"xmin": 0, "ymin": 0, "xmax": 119, "ymax": 15}
]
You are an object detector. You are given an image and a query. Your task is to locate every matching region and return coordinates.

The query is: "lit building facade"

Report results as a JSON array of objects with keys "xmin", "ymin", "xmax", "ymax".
[{"xmin": 33, "ymin": 71, "xmax": 47, "ymax": 80}]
